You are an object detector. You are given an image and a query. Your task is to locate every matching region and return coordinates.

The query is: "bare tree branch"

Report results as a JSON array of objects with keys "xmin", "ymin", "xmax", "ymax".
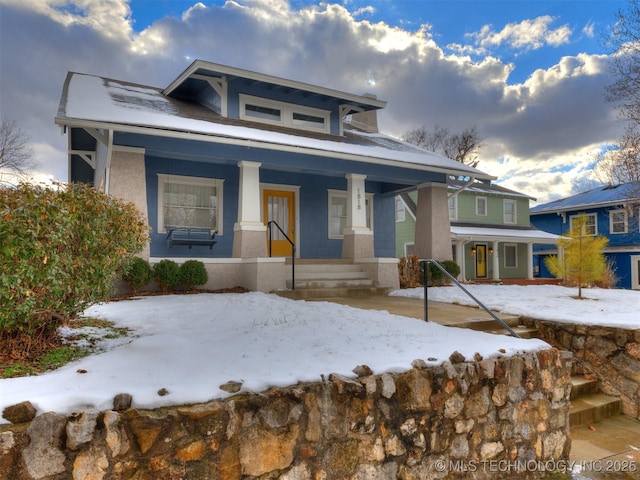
[
  {"xmin": 0, "ymin": 118, "xmax": 35, "ymax": 183},
  {"xmin": 402, "ymin": 124, "xmax": 483, "ymax": 167}
]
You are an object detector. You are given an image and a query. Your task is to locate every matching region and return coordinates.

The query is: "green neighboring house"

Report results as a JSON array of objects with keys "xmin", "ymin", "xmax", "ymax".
[{"xmin": 396, "ymin": 177, "xmax": 559, "ymax": 282}]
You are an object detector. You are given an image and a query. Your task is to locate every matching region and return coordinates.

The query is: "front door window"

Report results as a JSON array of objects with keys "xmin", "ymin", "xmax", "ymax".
[
  {"xmin": 475, "ymin": 244, "xmax": 487, "ymax": 278},
  {"xmin": 263, "ymin": 189, "xmax": 295, "ymax": 256}
]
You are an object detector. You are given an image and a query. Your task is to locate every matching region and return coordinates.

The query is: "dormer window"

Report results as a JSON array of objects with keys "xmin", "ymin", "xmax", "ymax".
[{"xmin": 240, "ymin": 94, "xmax": 330, "ymax": 133}]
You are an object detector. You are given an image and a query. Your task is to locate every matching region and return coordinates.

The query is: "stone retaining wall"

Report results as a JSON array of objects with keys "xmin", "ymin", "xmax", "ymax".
[
  {"xmin": 531, "ymin": 320, "xmax": 640, "ymax": 419},
  {"xmin": 0, "ymin": 348, "xmax": 570, "ymax": 480}
]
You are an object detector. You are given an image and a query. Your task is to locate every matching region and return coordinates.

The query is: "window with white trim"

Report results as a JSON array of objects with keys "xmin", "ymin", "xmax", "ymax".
[
  {"xmin": 395, "ymin": 196, "xmax": 406, "ymax": 222},
  {"xmin": 610, "ymin": 209, "xmax": 628, "ymax": 234},
  {"xmin": 448, "ymin": 195, "xmax": 457, "ymax": 220},
  {"xmin": 504, "ymin": 244, "xmax": 518, "ymax": 268},
  {"xmin": 240, "ymin": 94, "xmax": 330, "ymax": 133},
  {"xmin": 504, "ymin": 199, "xmax": 517, "ymax": 224},
  {"xmin": 328, "ymin": 190, "xmax": 373, "ymax": 238},
  {"xmin": 570, "ymin": 213, "xmax": 597, "ymax": 236},
  {"xmin": 476, "ymin": 196, "xmax": 487, "ymax": 216},
  {"xmin": 158, "ymin": 174, "xmax": 223, "ymax": 234}
]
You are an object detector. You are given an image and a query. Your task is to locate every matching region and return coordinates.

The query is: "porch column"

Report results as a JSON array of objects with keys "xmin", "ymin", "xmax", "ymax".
[
  {"xmin": 232, "ymin": 161, "xmax": 267, "ymax": 258},
  {"xmin": 342, "ymin": 173, "xmax": 374, "ymax": 259},
  {"xmin": 414, "ymin": 182, "xmax": 452, "ymax": 261},
  {"xmin": 491, "ymin": 241, "xmax": 500, "ymax": 280},
  {"xmin": 455, "ymin": 241, "xmax": 466, "ymax": 281},
  {"xmin": 526, "ymin": 243, "xmax": 534, "ymax": 279}
]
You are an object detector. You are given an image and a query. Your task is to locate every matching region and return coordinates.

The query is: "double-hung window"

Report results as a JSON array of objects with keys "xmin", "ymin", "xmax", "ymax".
[
  {"xmin": 395, "ymin": 196, "xmax": 406, "ymax": 222},
  {"xmin": 504, "ymin": 244, "xmax": 518, "ymax": 268},
  {"xmin": 570, "ymin": 213, "xmax": 597, "ymax": 236},
  {"xmin": 448, "ymin": 195, "xmax": 457, "ymax": 220},
  {"xmin": 504, "ymin": 199, "xmax": 517, "ymax": 224},
  {"xmin": 610, "ymin": 209, "xmax": 628, "ymax": 234},
  {"xmin": 476, "ymin": 196, "xmax": 487, "ymax": 216},
  {"xmin": 328, "ymin": 190, "xmax": 373, "ymax": 238},
  {"xmin": 158, "ymin": 174, "xmax": 223, "ymax": 234}
]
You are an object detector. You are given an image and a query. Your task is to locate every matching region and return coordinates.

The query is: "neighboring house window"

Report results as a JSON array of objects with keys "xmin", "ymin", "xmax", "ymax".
[
  {"xmin": 158, "ymin": 174, "xmax": 223, "ymax": 234},
  {"xmin": 476, "ymin": 196, "xmax": 487, "ymax": 216},
  {"xmin": 570, "ymin": 213, "xmax": 597, "ymax": 236},
  {"xmin": 395, "ymin": 196, "xmax": 406, "ymax": 222},
  {"xmin": 504, "ymin": 199, "xmax": 517, "ymax": 224},
  {"xmin": 610, "ymin": 209, "xmax": 628, "ymax": 234},
  {"xmin": 504, "ymin": 244, "xmax": 518, "ymax": 268},
  {"xmin": 328, "ymin": 190, "xmax": 373, "ymax": 238},
  {"xmin": 239, "ymin": 94, "xmax": 330, "ymax": 133},
  {"xmin": 405, "ymin": 243, "xmax": 415, "ymax": 257},
  {"xmin": 448, "ymin": 195, "xmax": 457, "ymax": 220}
]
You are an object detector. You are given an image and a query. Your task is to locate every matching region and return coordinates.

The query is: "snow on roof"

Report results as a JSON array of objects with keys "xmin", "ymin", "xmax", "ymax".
[
  {"xmin": 451, "ymin": 225, "xmax": 560, "ymax": 243},
  {"xmin": 56, "ymin": 72, "xmax": 493, "ymax": 180},
  {"xmin": 531, "ymin": 183, "xmax": 640, "ymax": 214}
]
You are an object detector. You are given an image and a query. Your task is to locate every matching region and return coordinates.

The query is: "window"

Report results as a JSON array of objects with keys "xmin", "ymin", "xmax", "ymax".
[
  {"xmin": 240, "ymin": 94, "xmax": 330, "ymax": 133},
  {"xmin": 448, "ymin": 195, "xmax": 457, "ymax": 220},
  {"xmin": 610, "ymin": 210, "xmax": 628, "ymax": 234},
  {"xmin": 328, "ymin": 190, "xmax": 373, "ymax": 238},
  {"xmin": 476, "ymin": 196, "xmax": 487, "ymax": 216},
  {"xmin": 395, "ymin": 196, "xmax": 406, "ymax": 222},
  {"xmin": 570, "ymin": 213, "xmax": 597, "ymax": 236},
  {"xmin": 504, "ymin": 244, "xmax": 518, "ymax": 268},
  {"xmin": 504, "ymin": 199, "xmax": 517, "ymax": 224},
  {"xmin": 158, "ymin": 174, "xmax": 223, "ymax": 234}
]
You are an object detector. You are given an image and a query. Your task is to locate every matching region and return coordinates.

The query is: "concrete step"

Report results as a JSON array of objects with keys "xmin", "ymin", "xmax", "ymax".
[
  {"xmin": 275, "ymin": 287, "xmax": 390, "ymax": 300},
  {"xmin": 293, "ymin": 264, "xmax": 364, "ymax": 274},
  {"xmin": 287, "ymin": 278, "xmax": 375, "ymax": 289},
  {"xmin": 569, "ymin": 392, "xmax": 622, "ymax": 428},
  {"xmin": 294, "ymin": 271, "xmax": 370, "ymax": 281}
]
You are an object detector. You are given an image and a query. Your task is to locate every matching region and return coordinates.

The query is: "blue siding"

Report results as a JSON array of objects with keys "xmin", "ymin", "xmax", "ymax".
[{"xmin": 145, "ymin": 157, "xmax": 395, "ymax": 259}]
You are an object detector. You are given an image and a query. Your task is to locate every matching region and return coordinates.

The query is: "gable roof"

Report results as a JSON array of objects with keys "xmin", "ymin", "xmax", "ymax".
[
  {"xmin": 530, "ymin": 183, "xmax": 640, "ymax": 215},
  {"xmin": 55, "ymin": 71, "xmax": 494, "ymax": 181},
  {"xmin": 448, "ymin": 177, "xmax": 535, "ymax": 200}
]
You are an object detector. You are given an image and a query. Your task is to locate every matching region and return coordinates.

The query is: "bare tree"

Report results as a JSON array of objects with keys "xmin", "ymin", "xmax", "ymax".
[
  {"xmin": 600, "ymin": 0, "xmax": 640, "ymax": 191},
  {"xmin": 0, "ymin": 118, "xmax": 35, "ymax": 184},
  {"xmin": 402, "ymin": 124, "xmax": 483, "ymax": 167}
]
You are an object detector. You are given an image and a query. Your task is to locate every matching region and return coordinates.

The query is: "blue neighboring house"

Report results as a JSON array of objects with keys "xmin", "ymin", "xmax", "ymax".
[
  {"xmin": 55, "ymin": 60, "xmax": 492, "ymax": 292},
  {"xmin": 530, "ymin": 183, "xmax": 640, "ymax": 290}
]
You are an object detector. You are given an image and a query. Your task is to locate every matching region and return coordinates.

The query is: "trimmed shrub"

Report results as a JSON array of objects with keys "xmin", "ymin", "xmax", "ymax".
[
  {"xmin": 154, "ymin": 259, "xmax": 181, "ymax": 292},
  {"xmin": 121, "ymin": 257, "xmax": 153, "ymax": 293},
  {"xmin": 180, "ymin": 260, "xmax": 208, "ymax": 290},
  {"xmin": 440, "ymin": 260, "xmax": 461, "ymax": 280},
  {"xmin": 0, "ymin": 182, "xmax": 149, "ymax": 336}
]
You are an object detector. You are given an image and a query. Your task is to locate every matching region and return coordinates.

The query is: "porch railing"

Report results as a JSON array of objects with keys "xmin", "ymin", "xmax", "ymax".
[
  {"xmin": 267, "ymin": 221, "xmax": 296, "ymax": 290},
  {"xmin": 420, "ymin": 259, "xmax": 521, "ymax": 338}
]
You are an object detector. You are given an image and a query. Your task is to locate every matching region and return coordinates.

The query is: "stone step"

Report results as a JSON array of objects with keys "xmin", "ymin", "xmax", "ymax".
[
  {"xmin": 453, "ymin": 315, "xmax": 522, "ymax": 330},
  {"xmin": 569, "ymin": 393, "xmax": 622, "ymax": 428},
  {"xmin": 293, "ymin": 271, "xmax": 370, "ymax": 281},
  {"xmin": 570, "ymin": 375, "xmax": 599, "ymax": 400}
]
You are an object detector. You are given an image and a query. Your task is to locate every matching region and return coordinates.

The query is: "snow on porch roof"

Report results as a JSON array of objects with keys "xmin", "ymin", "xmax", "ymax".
[
  {"xmin": 56, "ymin": 72, "xmax": 493, "ymax": 181},
  {"xmin": 451, "ymin": 225, "xmax": 560, "ymax": 243}
]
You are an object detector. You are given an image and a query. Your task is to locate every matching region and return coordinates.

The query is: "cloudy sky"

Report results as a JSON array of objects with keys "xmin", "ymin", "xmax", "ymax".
[{"xmin": 0, "ymin": 0, "xmax": 630, "ymax": 204}]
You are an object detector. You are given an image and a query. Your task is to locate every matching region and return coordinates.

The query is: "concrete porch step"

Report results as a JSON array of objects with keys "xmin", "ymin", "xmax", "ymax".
[
  {"xmin": 287, "ymin": 278, "xmax": 375, "ymax": 289},
  {"xmin": 275, "ymin": 287, "xmax": 390, "ymax": 300},
  {"xmin": 569, "ymin": 392, "xmax": 622, "ymax": 428},
  {"xmin": 284, "ymin": 262, "xmax": 376, "ymax": 291}
]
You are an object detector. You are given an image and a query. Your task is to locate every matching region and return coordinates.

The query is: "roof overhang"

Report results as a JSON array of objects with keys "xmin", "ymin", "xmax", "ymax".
[
  {"xmin": 163, "ymin": 60, "xmax": 387, "ymax": 113},
  {"xmin": 451, "ymin": 225, "xmax": 560, "ymax": 244}
]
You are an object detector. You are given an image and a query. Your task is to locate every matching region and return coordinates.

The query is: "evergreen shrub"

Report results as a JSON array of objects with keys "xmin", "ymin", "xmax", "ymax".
[
  {"xmin": 154, "ymin": 259, "xmax": 181, "ymax": 292},
  {"xmin": 121, "ymin": 257, "xmax": 153, "ymax": 293},
  {"xmin": 180, "ymin": 260, "xmax": 208, "ymax": 290}
]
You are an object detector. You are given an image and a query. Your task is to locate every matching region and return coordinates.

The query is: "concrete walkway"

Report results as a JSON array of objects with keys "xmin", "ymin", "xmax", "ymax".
[{"xmin": 308, "ymin": 293, "xmax": 640, "ymax": 479}]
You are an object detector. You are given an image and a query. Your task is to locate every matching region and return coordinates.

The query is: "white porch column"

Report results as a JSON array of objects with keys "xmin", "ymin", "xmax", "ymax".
[
  {"xmin": 342, "ymin": 173, "xmax": 374, "ymax": 259},
  {"xmin": 491, "ymin": 241, "xmax": 500, "ymax": 280},
  {"xmin": 455, "ymin": 241, "xmax": 466, "ymax": 281},
  {"xmin": 233, "ymin": 161, "xmax": 267, "ymax": 258},
  {"xmin": 526, "ymin": 243, "xmax": 534, "ymax": 279},
  {"xmin": 414, "ymin": 182, "xmax": 452, "ymax": 261}
]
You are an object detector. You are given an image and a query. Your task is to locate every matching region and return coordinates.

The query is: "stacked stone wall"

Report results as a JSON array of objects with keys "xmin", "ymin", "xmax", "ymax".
[
  {"xmin": 1, "ymin": 348, "xmax": 570, "ymax": 480},
  {"xmin": 531, "ymin": 320, "xmax": 640, "ymax": 419}
]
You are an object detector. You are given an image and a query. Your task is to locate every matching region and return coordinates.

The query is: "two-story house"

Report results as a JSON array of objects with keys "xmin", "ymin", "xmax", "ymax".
[
  {"xmin": 396, "ymin": 177, "xmax": 559, "ymax": 282},
  {"xmin": 55, "ymin": 60, "xmax": 493, "ymax": 293},
  {"xmin": 530, "ymin": 183, "xmax": 640, "ymax": 290}
]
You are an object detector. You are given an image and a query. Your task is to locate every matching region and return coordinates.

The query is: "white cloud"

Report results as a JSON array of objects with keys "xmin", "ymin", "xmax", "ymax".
[
  {"xmin": 467, "ymin": 15, "xmax": 573, "ymax": 51},
  {"xmin": 0, "ymin": 0, "xmax": 623, "ymax": 204},
  {"xmin": 583, "ymin": 21, "xmax": 595, "ymax": 38}
]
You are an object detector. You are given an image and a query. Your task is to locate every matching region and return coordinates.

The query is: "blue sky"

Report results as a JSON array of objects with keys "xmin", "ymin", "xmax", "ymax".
[{"xmin": 0, "ymin": 0, "xmax": 631, "ymax": 202}]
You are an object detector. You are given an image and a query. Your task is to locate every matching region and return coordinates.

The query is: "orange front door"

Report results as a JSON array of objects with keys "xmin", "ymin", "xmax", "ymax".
[
  {"xmin": 475, "ymin": 244, "xmax": 487, "ymax": 278},
  {"xmin": 263, "ymin": 189, "xmax": 295, "ymax": 256}
]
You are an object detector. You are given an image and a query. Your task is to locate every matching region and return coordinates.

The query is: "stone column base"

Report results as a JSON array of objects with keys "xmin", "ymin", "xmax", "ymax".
[
  {"xmin": 342, "ymin": 230, "xmax": 374, "ymax": 259},
  {"xmin": 232, "ymin": 224, "xmax": 267, "ymax": 258}
]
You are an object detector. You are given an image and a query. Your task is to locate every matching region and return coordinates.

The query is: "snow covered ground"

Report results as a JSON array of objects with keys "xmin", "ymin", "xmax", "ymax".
[
  {"xmin": 391, "ymin": 284, "xmax": 640, "ymax": 329},
  {"xmin": 1, "ymin": 291, "xmax": 550, "ymax": 423}
]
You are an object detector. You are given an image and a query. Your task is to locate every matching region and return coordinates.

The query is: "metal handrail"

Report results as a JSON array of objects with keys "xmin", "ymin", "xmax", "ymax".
[
  {"xmin": 420, "ymin": 259, "xmax": 521, "ymax": 338},
  {"xmin": 267, "ymin": 221, "xmax": 296, "ymax": 290}
]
